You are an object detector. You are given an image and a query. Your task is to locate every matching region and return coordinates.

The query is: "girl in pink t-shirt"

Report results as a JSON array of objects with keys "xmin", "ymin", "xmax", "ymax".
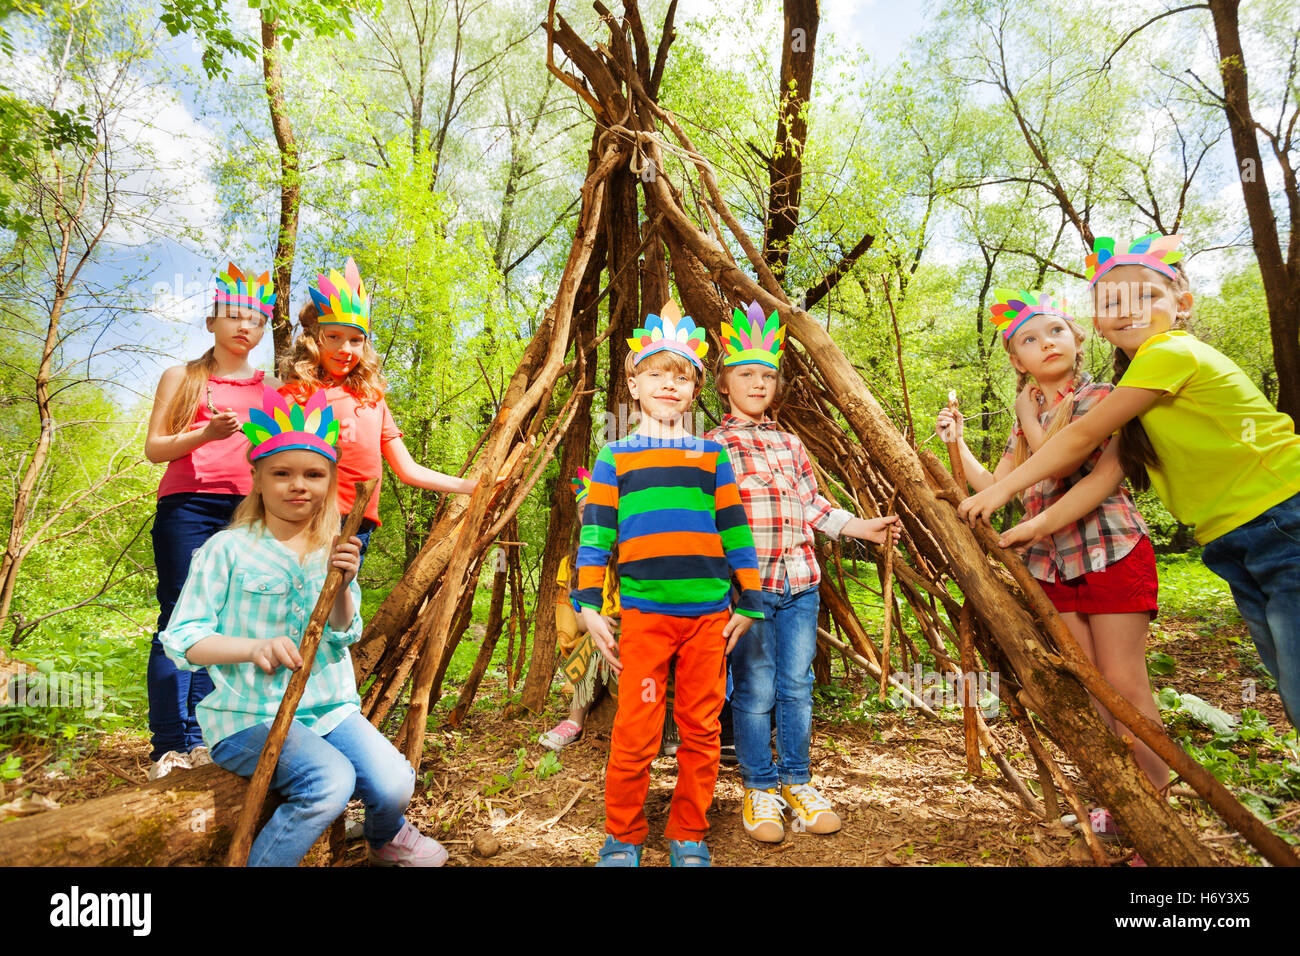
[
  {"xmin": 279, "ymin": 259, "xmax": 475, "ymax": 556},
  {"xmin": 143, "ymin": 263, "xmax": 281, "ymax": 779}
]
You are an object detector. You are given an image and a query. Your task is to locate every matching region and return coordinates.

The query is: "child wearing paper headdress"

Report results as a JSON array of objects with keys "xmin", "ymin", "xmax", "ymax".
[
  {"xmin": 160, "ymin": 387, "xmax": 447, "ymax": 867},
  {"xmin": 704, "ymin": 301, "xmax": 901, "ymax": 845},
  {"xmin": 575, "ymin": 301, "xmax": 763, "ymax": 867},
  {"xmin": 538, "ymin": 467, "xmax": 622, "ymax": 752},
  {"xmin": 143, "ymin": 264, "xmax": 281, "ymax": 780},
  {"xmin": 280, "ymin": 258, "xmax": 475, "ymax": 557},
  {"xmin": 962, "ymin": 233, "xmax": 1300, "ymax": 732},
  {"xmin": 938, "ymin": 287, "xmax": 1168, "ymax": 806}
]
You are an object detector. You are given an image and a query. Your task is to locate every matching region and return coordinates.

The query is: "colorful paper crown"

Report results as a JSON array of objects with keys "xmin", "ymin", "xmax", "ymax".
[
  {"xmin": 989, "ymin": 289, "xmax": 1074, "ymax": 340},
  {"xmin": 308, "ymin": 257, "xmax": 371, "ymax": 336},
  {"xmin": 627, "ymin": 300, "xmax": 708, "ymax": 371},
  {"xmin": 214, "ymin": 263, "xmax": 275, "ymax": 318},
  {"xmin": 1086, "ymin": 233, "xmax": 1183, "ymax": 287},
  {"xmin": 242, "ymin": 386, "xmax": 340, "ymax": 462},
  {"xmin": 570, "ymin": 467, "xmax": 592, "ymax": 505},
  {"xmin": 721, "ymin": 301, "xmax": 785, "ymax": 368}
]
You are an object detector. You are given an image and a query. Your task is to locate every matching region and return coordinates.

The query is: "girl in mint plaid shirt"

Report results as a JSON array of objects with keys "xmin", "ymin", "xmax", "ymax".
[
  {"xmin": 937, "ymin": 290, "xmax": 1168, "ymax": 801},
  {"xmin": 162, "ymin": 387, "xmax": 447, "ymax": 867}
]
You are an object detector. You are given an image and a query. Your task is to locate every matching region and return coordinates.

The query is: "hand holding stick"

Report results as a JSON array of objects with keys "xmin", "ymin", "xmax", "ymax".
[
  {"xmin": 944, "ymin": 390, "xmax": 967, "ymax": 492},
  {"xmin": 225, "ymin": 478, "xmax": 379, "ymax": 867}
]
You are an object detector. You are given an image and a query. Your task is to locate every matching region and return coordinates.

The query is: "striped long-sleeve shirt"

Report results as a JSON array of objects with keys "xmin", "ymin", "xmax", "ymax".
[{"xmin": 573, "ymin": 435, "xmax": 764, "ymax": 619}]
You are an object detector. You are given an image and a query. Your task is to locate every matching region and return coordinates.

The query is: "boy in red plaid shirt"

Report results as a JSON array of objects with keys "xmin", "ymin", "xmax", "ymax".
[{"xmin": 704, "ymin": 301, "xmax": 900, "ymax": 844}]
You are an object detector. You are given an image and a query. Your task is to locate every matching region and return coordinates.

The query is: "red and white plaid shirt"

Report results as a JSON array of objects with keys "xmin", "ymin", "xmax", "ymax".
[
  {"xmin": 705, "ymin": 415, "xmax": 852, "ymax": 593},
  {"xmin": 1004, "ymin": 378, "xmax": 1148, "ymax": 582}
]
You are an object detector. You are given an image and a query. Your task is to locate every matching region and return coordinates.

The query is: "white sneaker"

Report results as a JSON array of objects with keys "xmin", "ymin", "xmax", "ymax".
[
  {"xmin": 188, "ymin": 746, "xmax": 213, "ymax": 768},
  {"xmin": 368, "ymin": 820, "xmax": 449, "ymax": 867},
  {"xmin": 148, "ymin": 750, "xmax": 192, "ymax": 780}
]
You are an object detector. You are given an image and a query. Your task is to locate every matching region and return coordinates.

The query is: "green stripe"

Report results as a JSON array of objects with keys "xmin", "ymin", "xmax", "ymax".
[
  {"xmin": 580, "ymin": 522, "xmax": 616, "ymax": 550},
  {"xmin": 620, "ymin": 485, "xmax": 714, "ymax": 518},
  {"xmin": 623, "ymin": 576, "xmax": 728, "ymax": 604},
  {"xmin": 718, "ymin": 522, "xmax": 755, "ymax": 552}
]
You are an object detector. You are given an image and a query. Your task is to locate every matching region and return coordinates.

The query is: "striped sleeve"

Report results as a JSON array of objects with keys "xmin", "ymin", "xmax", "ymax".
[
  {"xmin": 573, "ymin": 444, "xmax": 618, "ymax": 611},
  {"xmin": 713, "ymin": 447, "xmax": 764, "ymax": 619},
  {"xmin": 792, "ymin": 435, "xmax": 853, "ymax": 538}
]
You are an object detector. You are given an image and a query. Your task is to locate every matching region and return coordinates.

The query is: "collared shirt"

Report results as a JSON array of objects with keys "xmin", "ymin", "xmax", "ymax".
[
  {"xmin": 704, "ymin": 415, "xmax": 853, "ymax": 593},
  {"xmin": 1004, "ymin": 379, "xmax": 1148, "ymax": 581},
  {"xmin": 573, "ymin": 434, "xmax": 764, "ymax": 618},
  {"xmin": 160, "ymin": 524, "xmax": 363, "ymax": 746}
]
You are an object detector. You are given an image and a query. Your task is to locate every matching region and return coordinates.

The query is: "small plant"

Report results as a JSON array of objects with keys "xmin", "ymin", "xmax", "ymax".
[
  {"xmin": 483, "ymin": 746, "xmax": 530, "ymax": 796},
  {"xmin": 535, "ymin": 750, "xmax": 562, "ymax": 780}
]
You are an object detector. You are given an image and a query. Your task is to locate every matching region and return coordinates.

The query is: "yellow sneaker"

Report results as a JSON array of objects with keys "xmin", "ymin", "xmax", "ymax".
[
  {"xmin": 782, "ymin": 783, "xmax": 841, "ymax": 834},
  {"xmin": 742, "ymin": 787, "xmax": 787, "ymax": 843}
]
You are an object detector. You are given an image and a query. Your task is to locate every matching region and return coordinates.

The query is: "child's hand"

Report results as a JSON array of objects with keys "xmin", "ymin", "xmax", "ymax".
[
  {"xmin": 330, "ymin": 535, "xmax": 362, "ymax": 585},
  {"xmin": 935, "ymin": 406, "xmax": 963, "ymax": 444},
  {"xmin": 202, "ymin": 408, "xmax": 241, "ymax": 442},
  {"xmin": 461, "ymin": 477, "xmax": 479, "ymax": 495},
  {"xmin": 1015, "ymin": 383, "xmax": 1044, "ymax": 426},
  {"xmin": 958, "ymin": 483, "xmax": 1011, "ymax": 526},
  {"xmin": 857, "ymin": 514, "xmax": 902, "ymax": 546},
  {"xmin": 250, "ymin": 636, "xmax": 303, "ymax": 674},
  {"xmin": 997, "ymin": 514, "xmax": 1047, "ymax": 552},
  {"xmin": 723, "ymin": 612, "xmax": 754, "ymax": 655},
  {"xmin": 581, "ymin": 606, "xmax": 621, "ymax": 673}
]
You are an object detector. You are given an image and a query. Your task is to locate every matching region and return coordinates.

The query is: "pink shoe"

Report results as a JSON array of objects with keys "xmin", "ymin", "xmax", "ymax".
[
  {"xmin": 539, "ymin": 719, "xmax": 583, "ymax": 751},
  {"xmin": 368, "ymin": 820, "xmax": 449, "ymax": 867}
]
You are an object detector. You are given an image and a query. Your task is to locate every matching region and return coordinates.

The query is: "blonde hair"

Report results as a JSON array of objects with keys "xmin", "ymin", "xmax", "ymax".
[
  {"xmin": 1003, "ymin": 317, "xmax": 1088, "ymax": 471},
  {"xmin": 623, "ymin": 347, "xmax": 701, "ymax": 392},
  {"xmin": 229, "ymin": 453, "xmax": 341, "ymax": 555},
  {"xmin": 280, "ymin": 302, "xmax": 386, "ymax": 405},
  {"xmin": 164, "ymin": 348, "xmax": 220, "ymax": 435}
]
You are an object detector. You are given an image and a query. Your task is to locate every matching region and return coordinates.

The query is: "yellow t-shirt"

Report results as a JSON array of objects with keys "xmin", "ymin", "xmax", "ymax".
[
  {"xmin": 556, "ymin": 555, "xmax": 620, "ymax": 615},
  {"xmin": 1119, "ymin": 330, "xmax": 1300, "ymax": 543}
]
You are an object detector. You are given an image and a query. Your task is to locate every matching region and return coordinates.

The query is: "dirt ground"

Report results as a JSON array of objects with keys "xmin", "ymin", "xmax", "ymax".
[{"xmin": 2, "ymin": 615, "xmax": 1294, "ymax": 867}]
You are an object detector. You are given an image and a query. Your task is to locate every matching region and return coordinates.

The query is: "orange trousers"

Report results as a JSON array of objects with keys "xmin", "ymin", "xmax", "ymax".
[{"xmin": 604, "ymin": 607, "xmax": 728, "ymax": 843}]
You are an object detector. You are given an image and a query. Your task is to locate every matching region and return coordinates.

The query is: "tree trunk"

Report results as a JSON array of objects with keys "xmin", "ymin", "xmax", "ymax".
[
  {"xmin": 261, "ymin": 14, "xmax": 301, "ymax": 367},
  {"xmin": 449, "ymin": 542, "xmax": 512, "ymax": 726},
  {"xmin": 762, "ymin": 0, "xmax": 819, "ymax": 280},
  {"xmin": 1208, "ymin": 0, "xmax": 1300, "ymax": 422},
  {"xmin": 0, "ymin": 765, "xmax": 277, "ymax": 866}
]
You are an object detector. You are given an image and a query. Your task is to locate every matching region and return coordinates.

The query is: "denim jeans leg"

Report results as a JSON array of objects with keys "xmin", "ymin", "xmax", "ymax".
[
  {"xmin": 148, "ymin": 493, "xmax": 239, "ymax": 759},
  {"xmin": 773, "ymin": 582, "xmax": 820, "ymax": 786},
  {"xmin": 211, "ymin": 719, "xmax": 356, "ymax": 867},
  {"xmin": 730, "ymin": 588, "xmax": 780, "ymax": 790},
  {"xmin": 323, "ymin": 710, "xmax": 415, "ymax": 847},
  {"xmin": 1202, "ymin": 493, "xmax": 1300, "ymax": 726}
]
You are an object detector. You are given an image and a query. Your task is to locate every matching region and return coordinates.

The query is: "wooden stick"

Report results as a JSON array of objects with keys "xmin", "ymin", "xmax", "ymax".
[
  {"xmin": 225, "ymin": 478, "xmax": 379, "ymax": 867},
  {"xmin": 541, "ymin": 783, "xmax": 589, "ymax": 831},
  {"xmin": 817, "ymin": 628, "xmax": 935, "ymax": 716},
  {"xmin": 877, "ymin": 490, "xmax": 899, "ymax": 701},
  {"xmin": 957, "ymin": 602, "xmax": 981, "ymax": 776},
  {"xmin": 944, "ymin": 390, "xmax": 967, "ymax": 491}
]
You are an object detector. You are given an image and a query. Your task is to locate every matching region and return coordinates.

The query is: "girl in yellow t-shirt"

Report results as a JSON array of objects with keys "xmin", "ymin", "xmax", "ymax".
[{"xmin": 961, "ymin": 233, "xmax": 1300, "ymax": 728}]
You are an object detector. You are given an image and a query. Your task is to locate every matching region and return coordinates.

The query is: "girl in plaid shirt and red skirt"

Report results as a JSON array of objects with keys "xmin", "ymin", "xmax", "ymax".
[{"xmin": 937, "ymin": 289, "xmax": 1168, "ymax": 798}]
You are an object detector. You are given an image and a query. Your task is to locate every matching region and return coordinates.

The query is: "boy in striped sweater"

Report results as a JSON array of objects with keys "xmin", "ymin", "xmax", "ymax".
[{"xmin": 575, "ymin": 301, "xmax": 764, "ymax": 868}]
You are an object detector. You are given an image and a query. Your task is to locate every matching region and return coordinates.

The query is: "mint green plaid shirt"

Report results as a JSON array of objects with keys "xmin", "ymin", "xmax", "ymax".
[{"xmin": 160, "ymin": 524, "xmax": 363, "ymax": 747}]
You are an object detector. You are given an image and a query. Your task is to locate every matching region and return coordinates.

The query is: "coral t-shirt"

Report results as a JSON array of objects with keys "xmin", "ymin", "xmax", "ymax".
[
  {"xmin": 280, "ymin": 384, "xmax": 402, "ymax": 526},
  {"xmin": 157, "ymin": 371, "xmax": 266, "ymax": 499}
]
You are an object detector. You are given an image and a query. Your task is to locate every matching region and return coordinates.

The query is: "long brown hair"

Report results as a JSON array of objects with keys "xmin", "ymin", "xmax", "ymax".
[
  {"xmin": 1004, "ymin": 318, "xmax": 1088, "ymax": 471},
  {"xmin": 163, "ymin": 347, "xmax": 220, "ymax": 434},
  {"xmin": 280, "ymin": 302, "xmax": 387, "ymax": 405},
  {"xmin": 229, "ymin": 453, "xmax": 341, "ymax": 555},
  {"xmin": 1108, "ymin": 262, "xmax": 1191, "ymax": 492}
]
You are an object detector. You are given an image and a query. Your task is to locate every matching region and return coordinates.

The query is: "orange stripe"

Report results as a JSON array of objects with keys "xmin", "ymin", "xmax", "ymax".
[
  {"xmin": 735, "ymin": 568, "xmax": 762, "ymax": 592},
  {"xmin": 586, "ymin": 482, "xmax": 619, "ymax": 507},
  {"xmin": 715, "ymin": 481, "xmax": 742, "ymax": 509},
  {"xmin": 616, "ymin": 447, "xmax": 712, "ymax": 472},
  {"xmin": 618, "ymin": 530, "xmax": 724, "ymax": 563}
]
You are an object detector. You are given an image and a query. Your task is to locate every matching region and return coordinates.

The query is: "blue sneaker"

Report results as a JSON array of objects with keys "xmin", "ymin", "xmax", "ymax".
[
  {"xmin": 596, "ymin": 835, "xmax": 642, "ymax": 867},
  {"xmin": 668, "ymin": 838, "xmax": 711, "ymax": 867}
]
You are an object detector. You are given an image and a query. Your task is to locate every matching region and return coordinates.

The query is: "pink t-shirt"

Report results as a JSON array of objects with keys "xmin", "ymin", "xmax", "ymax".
[
  {"xmin": 156, "ymin": 371, "xmax": 266, "ymax": 499},
  {"xmin": 280, "ymin": 384, "xmax": 403, "ymax": 526}
]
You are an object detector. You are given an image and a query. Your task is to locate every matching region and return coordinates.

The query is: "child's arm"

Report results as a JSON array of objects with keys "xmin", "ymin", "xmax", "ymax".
[
  {"xmin": 382, "ymin": 437, "xmax": 477, "ymax": 494},
  {"xmin": 1015, "ymin": 384, "xmax": 1049, "ymax": 453},
  {"xmin": 145, "ymin": 366, "xmax": 239, "ymax": 463},
  {"xmin": 997, "ymin": 441, "xmax": 1126, "ymax": 550},
  {"xmin": 791, "ymin": 436, "xmax": 901, "ymax": 546},
  {"xmin": 714, "ymin": 447, "xmax": 764, "ymax": 651},
  {"xmin": 575, "ymin": 446, "xmax": 622, "ymax": 670},
  {"xmin": 935, "ymin": 406, "xmax": 1014, "ymax": 493},
  {"xmin": 959, "ymin": 385, "xmax": 1162, "ymax": 525}
]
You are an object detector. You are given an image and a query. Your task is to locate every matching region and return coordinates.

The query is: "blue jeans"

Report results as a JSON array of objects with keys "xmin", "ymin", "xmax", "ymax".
[
  {"xmin": 148, "ymin": 492, "xmax": 240, "ymax": 759},
  {"xmin": 1202, "ymin": 491, "xmax": 1300, "ymax": 727},
  {"xmin": 211, "ymin": 710, "xmax": 415, "ymax": 867},
  {"xmin": 730, "ymin": 579, "xmax": 820, "ymax": 789},
  {"xmin": 343, "ymin": 517, "xmax": 377, "ymax": 567}
]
